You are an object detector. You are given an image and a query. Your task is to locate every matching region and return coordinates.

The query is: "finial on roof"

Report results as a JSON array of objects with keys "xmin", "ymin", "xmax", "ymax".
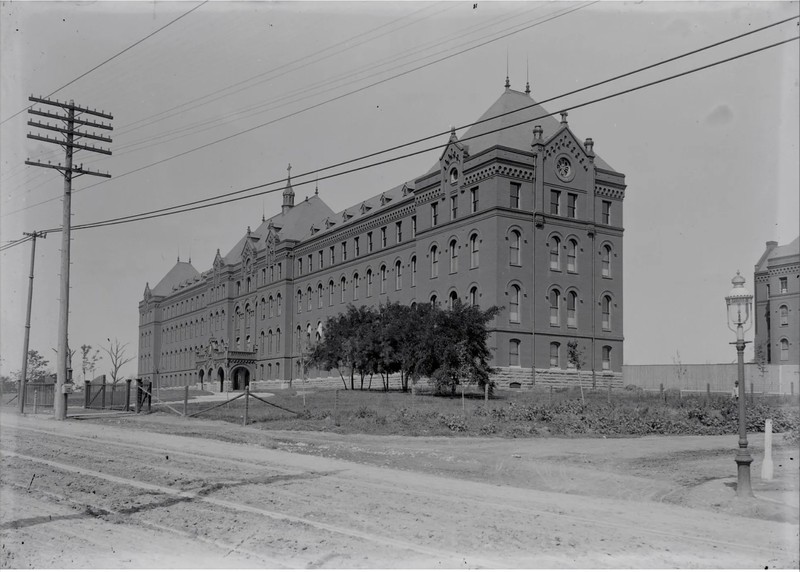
[
  {"xmin": 216, "ymin": 248, "xmax": 220, "ymax": 255},
  {"xmin": 282, "ymin": 163, "xmax": 295, "ymax": 213},
  {"xmin": 247, "ymin": 225, "xmax": 251, "ymax": 236},
  {"xmin": 584, "ymin": 137, "xmax": 594, "ymax": 156},
  {"xmin": 449, "ymin": 125, "xmax": 457, "ymax": 141},
  {"xmin": 188, "ymin": 257, "xmax": 191, "ymax": 264},
  {"xmin": 560, "ymin": 111, "xmax": 568, "ymax": 126},
  {"xmin": 525, "ymin": 56, "xmax": 531, "ymax": 95},
  {"xmin": 315, "ymin": 176, "xmax": 319, "ymax": 196},
  {"xmin": 287, "ymin": 163, "xmax": 292, "ymax": 182},
  {"xmin": 505, "ymin": 50, "xmax": 510, "ymax": 89},
  {"xmin": 532, "ymin": 124, "xmax": 543, "ymax": 143},
  {"xmin": 262, "ymin": 199, "xmax": 266, "ymax": 222}
]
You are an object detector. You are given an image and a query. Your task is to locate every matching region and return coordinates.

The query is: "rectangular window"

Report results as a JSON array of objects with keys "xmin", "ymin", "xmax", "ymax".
[
  {"xmin": 381, "ymin": 227, "xmax": 387, "ymax": 248},
  {"xmin": 780, "ymin": 277, "xmax": 788, "ymax": 293},
  {"xmin": 277, "ymin": 263, "xmax": 282, "ymax": 279},
  {"xmin": 510, "ymin": 182, "xmax": 521, "ymax": 209},
  {"xmin": 411, "ymin": 216, "xmax": 417, "ymax": 238},
  {"xmin": 451, "ymin": 195, "xmax": 458, "ymax": 220},
  {"xmin": 395, "ymin": 221, "xmax": 402, "ymax": 243},
  {"xmin": 298, "ymin": 258, "xmax": 303, "ymax": 275},
  {"xmin": 368, "ymin": 232, "xmax": 373, "ymax": 253},
  {"xmin": 470, "ymin": 187, "xmax": 479, "ymax": 213},
  {"xmin": 342, "ymin": 241, "xmax": 347, "ymax": 261},
  {"xmin": 602, "ymin": 200, "xmax": 611, "ymax": 225},
  {"xmin": 308, "ymin": 255, "xmax": 313, "ymax": 273},
  {"xmin": 354, "ymin": 237, "xmax": 360, "ymax": 257},
  {"xmin": 567, "ymin": 193, "xmax": 577, "ymax": 218},
  {"xmin": 431, "ymin": 203, "xmax": 439, "ymax": 226},
  {"xmin": 329, "ymin": 246, "xmax": 335, "ymax": 266},
  {"xmin": 550, "ymin": 190, "xmax": 561, "ymax": 215},
  {"xmin": 318, "ymin": 250, "xmax": 324, "ymax": 269},
  {"xmin": 602, "ymin": 347, "xmax": 611, "ymax": 371}
]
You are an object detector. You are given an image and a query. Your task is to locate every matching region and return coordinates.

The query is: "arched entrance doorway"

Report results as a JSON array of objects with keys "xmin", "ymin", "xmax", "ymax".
[
  {"xmin": 198, "ymin": 369, "xmax": 205, "ymax": 390},
  {"xmin": 217, "ymin": 367, "xmax": 225, "ymax": 392},
  {"xmin": 231, "ymin": 366, "xmax": 250, "ymax": 391}
]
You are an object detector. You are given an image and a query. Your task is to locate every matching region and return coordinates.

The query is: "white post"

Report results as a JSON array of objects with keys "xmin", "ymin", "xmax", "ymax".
[{"xmin": 761, "ymin": 419, "xmax": 773, "ymax": 481}]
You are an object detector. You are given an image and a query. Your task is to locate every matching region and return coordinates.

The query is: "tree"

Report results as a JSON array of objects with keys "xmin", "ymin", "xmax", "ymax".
[
  {"xmin": 101, "ymin": 338, "xmax": 134, "ymax": 385},
  {"xmin": 12, "ymin": 350, "xmax": 52, "ymax": 383},
  {"xmin": 567, "ymin": 340, "xmax": 586, "ymax": 371},
  {"xmin": 80, "ymin": 344, "xmax": 102, "ymax": 382}
]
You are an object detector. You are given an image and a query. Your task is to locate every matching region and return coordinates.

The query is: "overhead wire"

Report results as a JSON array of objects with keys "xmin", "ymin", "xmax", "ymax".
[
  {"xmin": 6, "ymin": 14, "xmax": 792, "ymax": 224},
  {"xmin": 0, "ymin": 0, "xmax": 209, "ymax": 127},
  {"xmin": 15, "ymin": 34, "xmax": 791, "ymax": 237}
]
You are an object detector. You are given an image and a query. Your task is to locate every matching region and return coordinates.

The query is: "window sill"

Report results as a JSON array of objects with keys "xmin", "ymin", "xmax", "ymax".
[{"xmin": 549, "ymin": 267, "xmax": 561, "ymax": 272}]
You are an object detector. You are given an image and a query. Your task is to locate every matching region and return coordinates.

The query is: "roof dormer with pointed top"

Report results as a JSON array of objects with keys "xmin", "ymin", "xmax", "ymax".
[{"xmin": 282, "ymin": 163, "xmax": 295, "ymax": 214}]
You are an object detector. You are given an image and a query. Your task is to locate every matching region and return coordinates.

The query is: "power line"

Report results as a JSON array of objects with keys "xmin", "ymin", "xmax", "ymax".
[
  {"xmin": 6, "ymin": 14, "xmax": 791, "ymax": 224},
  {"xmin": 18, "ymin": 34, "xmax": 792, "ymax": 238},
  {"xmin": 0, "ymin": 1, "xmax": 570, "ymax": 208},
  {"xmin": 5, "ymin": 0, "xmax": 596, "ymax": 215}
]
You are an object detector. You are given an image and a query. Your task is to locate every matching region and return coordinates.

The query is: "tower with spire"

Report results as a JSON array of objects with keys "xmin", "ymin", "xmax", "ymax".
[{"xmin": 282, "ymin": 163, "xmax": 295, "ymax": 214}]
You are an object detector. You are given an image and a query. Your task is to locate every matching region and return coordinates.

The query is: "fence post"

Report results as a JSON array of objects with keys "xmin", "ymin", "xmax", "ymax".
[
  {"xmin": 706, "ymin": 383, "xmax": 711, "ymax": 403},
  {"xmin": 411, "ymin": 384, "xmax": 416, "ymax": 414},
  {"xmin": 125, "ymin": 379, "xmax": 131, "ymax": 412},
  {"xmin": 33, "ymin": 389, "xmax": 38, "ymax": 414},
  {"xmin": 243, "ymin": 385, "xmax": 250, "ymax": 426},
  {"xmin": 761, "ymin": 419, "xmax": 774, "ymax": 480},
  {"xmin": 145, "ymin": 380, "xmax": 151, "ymax": 412},
  {"xmin": 485, "ymin": 382, "xmax": 489, "ymax": 403},
  {"xmin": 101, "ymin": 376, "xmax": 107, "ymax": 409},
  {"xmin": 750, "ymin": 382, "xmax": 754, "ymax": 403},
  {"xmin": 461, "ymin": 383, "xmax": 466, "ymax": 417},
  {"xmin": 607, "ymin": 378, "xmax": 612, "ymax": 404},
  {"xmin": 109, "ymin": 382, "xmax": 115, "ymax": 410},
  {"xmin": 135, "ymin": 379, "xmax": 141, "ymax": 413},
  {"xmin": 183, "ymin": 385, "xmax": 189, "ymax": 417},
  {"xmin": 792, "ymin": 382, "xmax": 795, "ymax": 396},
  {"xmin": 659, "ymin": 383, "xmax": 664, "ymax": 402},
  {"xmin": 84, "ymin": 380, "xmax": 90, "ymax": 408},
  {"xmin": 334, "ymin": 389, "xmax": 339, "ymax": 425}
]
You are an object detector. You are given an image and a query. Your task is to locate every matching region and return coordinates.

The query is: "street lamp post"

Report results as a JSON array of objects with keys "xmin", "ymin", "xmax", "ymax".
[{"xmin": 725, "ymin": 271, "xmax": 754, "ymax": 498}]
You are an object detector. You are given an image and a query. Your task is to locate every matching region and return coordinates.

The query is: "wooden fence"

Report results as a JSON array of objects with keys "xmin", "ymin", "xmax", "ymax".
[{"xmin": 622, "ymin": 364, "xmax": 799, "ymax": 395}]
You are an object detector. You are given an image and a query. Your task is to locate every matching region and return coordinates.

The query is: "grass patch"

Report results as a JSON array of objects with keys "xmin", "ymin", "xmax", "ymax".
[{"xmin": 157, "ymin": 385, "xmax": 800, "ymax": 439}]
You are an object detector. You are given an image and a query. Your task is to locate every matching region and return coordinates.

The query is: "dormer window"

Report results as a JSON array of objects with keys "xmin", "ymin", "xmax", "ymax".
[{"xmin": 449, "ymin": 167, "xmax": 458, "ymax": 184}]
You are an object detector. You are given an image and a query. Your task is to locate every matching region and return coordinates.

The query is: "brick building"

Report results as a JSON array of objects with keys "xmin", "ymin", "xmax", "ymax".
[
  {"xmin": 754, "ymin": 236, "xmax": 800, "ymax": 365},
  {"xmin": 138, "ymin": 84, "xmax": 627, "ymax": 390}
]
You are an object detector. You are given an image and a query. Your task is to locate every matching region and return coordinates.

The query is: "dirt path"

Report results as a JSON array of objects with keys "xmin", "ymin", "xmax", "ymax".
[{"xmin": 1, "ymin": 412, "xmax": 798, "ymax": 568}]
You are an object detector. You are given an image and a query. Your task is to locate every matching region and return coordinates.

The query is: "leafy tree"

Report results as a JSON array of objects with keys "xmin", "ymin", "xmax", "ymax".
[
  {"xmin": 567, "ymin": 340, "xmax": 586, "ymax": 370},
  {"xmin": 80, "ymin": 344, "xmax": 103, "ymax": 382},
  {"xmin": 12, "ymin": 349, "xmax": 52, "ymax": 383},
  {"xmin": 101, "ymin": 338, "xmax": 134, "ymax": 385}
]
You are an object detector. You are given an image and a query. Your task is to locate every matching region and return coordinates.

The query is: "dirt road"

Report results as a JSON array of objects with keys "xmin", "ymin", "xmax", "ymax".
[{"xmin": 2, "ymin": 412, "xmax": 798, "ymax": 568}]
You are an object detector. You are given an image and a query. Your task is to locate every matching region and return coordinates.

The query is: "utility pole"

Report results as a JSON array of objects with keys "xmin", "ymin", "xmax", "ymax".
[
  {"xmin": 25, "ymin": 96, "xmax": 112, "ymax": 420},
  {"xmin": 18, "ymin": 231, "xmax": 47, "ymax": 414}
]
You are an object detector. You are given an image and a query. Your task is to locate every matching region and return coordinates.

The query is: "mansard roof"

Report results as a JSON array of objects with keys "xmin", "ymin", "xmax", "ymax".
[
  {"xmin": 429, "ymin": 88, "xmax": 616, "ymax": 173},
  {"xmin": 222, "ymin": 194, "xmax": 335, "ymax": 264},
  {"xmin": 151, "ymin": 260, "xmax": 200, "ymax": 296},
  {"xmin": 756, "ymin": 236, "xmax": 800, "ymax": 273}
]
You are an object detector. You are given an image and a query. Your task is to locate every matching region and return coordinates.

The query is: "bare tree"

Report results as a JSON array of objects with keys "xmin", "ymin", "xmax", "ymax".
[
  {"xmin": 80, "ymin": 344, "xmax": 103, "ymax": 382},
  {"xmin": 102, "ymin": 338, "xmax": 134, "ymax": 385}
]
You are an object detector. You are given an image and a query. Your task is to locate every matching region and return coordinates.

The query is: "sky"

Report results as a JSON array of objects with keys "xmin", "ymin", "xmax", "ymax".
[{"xmin": 1, "ymin": 0, "xmax": 798, "ymax": 380}]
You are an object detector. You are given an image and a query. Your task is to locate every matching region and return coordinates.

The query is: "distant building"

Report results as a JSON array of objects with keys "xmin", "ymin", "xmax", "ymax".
[
  {"xmin": 754, "ymin": 237, "xmax": 800, "ymax": 365},
  {"xmin": 138, "ymin": 82, "xmax": 627, "ymax": 390}
]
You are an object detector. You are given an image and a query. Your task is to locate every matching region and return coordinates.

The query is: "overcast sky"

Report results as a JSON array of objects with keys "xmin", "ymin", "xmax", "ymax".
[{"xmin": 1, "ymin": 1, "xmax": 798, "ymax": 379}]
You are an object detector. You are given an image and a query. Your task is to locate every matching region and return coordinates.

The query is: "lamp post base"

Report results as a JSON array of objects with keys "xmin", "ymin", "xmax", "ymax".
[{"xmin": 735, "ymin": 451, "xmax": 754, "ymax": 498}]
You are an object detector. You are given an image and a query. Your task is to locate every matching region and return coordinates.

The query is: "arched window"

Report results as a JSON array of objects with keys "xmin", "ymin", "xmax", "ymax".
[
  {"xmin": 269, "ymin": 296, "xmax": 274, "ymax": 318},
  {"xmin": 602, "ymin": 295, "xmax": 612, "ymax": 330},
  {"xmin": 268, "ymin": 330, "xmax": 273, "ymax": 354},
  {"xmin": 469, "ymin": 286, "xmax": 478, "ymax": 306},
  {"xmin": 340, "ymin": 277, "xmax": 347, "ymax": 303},
  {"xmin": 567, "ymin": 291, "xmax": 578, "ymax": 327},
  {"xmin": 411, "ymin": 256, "xmax": 417, "ymax": 287},
  {"xmin": 296, "ymin": 290, "xmax": 303, "ymax": 314},
  {"xmin": 549, "ymin": 236, "xmax": 560, "ymax": 270},
  {"xmin": 295, "ymin": 326, "xmax": 302, "ymax": 353},
  {"xmin": 602, "ymin": 346, "xmax": 612, "ymax": 371},
  {"xmin": 306, "ymin": 287, "xmax": 312, "ymax": 311},
  {"xmin": 329, "ymin": 280, "xmax": 335, "ymax": 305},
  {"xmin": 550, "ymin": 342, "xmax": 560, "ymax": 368},
  {"xmin": 353, "ymin": 273, "xmax": 360, "ymax": 300},
  {"xmin": 780, "ymin": 339, "xmax": 789, "ymax": 361},
  {"xmin": 509, "ymin": 339, "xmax": 521, "ymax": 367},
  {"xmin": 267, "ymin": 363, "xmax": 272, "ymax": 379},
  {"xmin": 430, "ymin": 294, "xmax": 438, "ymax": 306},
  {"xmin": 567, "ymin": 239, "xmax": 578, "ymax": 272},
  {"xmin": 431, "ymin": 245, "xmax": 439, "ymax": 278},
  {"xmin": 448, "ymin": 290, "xmax": 458, "ymax": 310},
  {"xmin": 470, "ymin": 234, "xmax": 479, "ymax": 268},
  {"xmin": 276, "ymin": 328, "xmax": 281, "ymax": 352},
  {"xmin": 366, "ymin": 270, "xmax": 373, "ymax": 297},
  {"xmin": 380, "ymin": 265, "xmax": 387, "ymax": 294},
  {"xmin": 509, "ymin": 285, "xmax": 521, "ymax": 323},
  {"xmin": 246, "ymin": 277, "xmax": 251, "ymax": 293},
  {"xmin": 449, "ymin": 239, "xmax": 458, "ymax": 273},
  {"xmin": 318, "ymin": 284, "xmax": 323, "ymax": 308},
  {"xmin": 260, "ymin": 298, "xmax": 266, "ymax": 320},
  {"xmin": 276, "ymin": 362, "xmax": 280, "ymax": 378},
  {"xmin": 259, "ymin": 331, "xmax": 265, "ymax": 355},
  {"xmin": 602, "ymin": 245, "xmax": 612, "ymax": 277},
  {"xmin": 395, "ymin": 261, "xmax": 402, "ymax": 290},
  {"xmin": 549, "ymin": 289, "xmax": 561, "ymax": 326},
  {"xmin": 780, "ymin": 305, "xmax": 789, "ymax": 326},
  {"xmin": 510, "ymin": 230, "xmax": 521, "ymax": 266},
  {"xmin": 276, "ymin": 294, "xmax": 282, "ymax": 316}
]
